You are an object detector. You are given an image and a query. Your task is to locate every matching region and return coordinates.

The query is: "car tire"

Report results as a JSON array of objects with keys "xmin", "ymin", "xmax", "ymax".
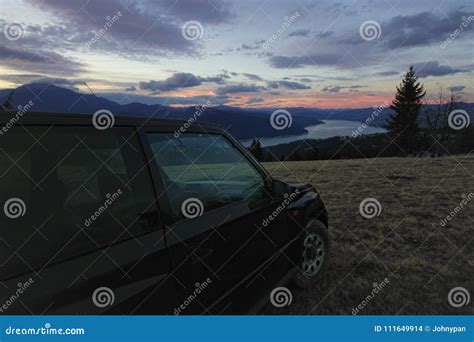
[{"xmin": 292, "ymin": 219, "xmax": 330, "ymax": 289}]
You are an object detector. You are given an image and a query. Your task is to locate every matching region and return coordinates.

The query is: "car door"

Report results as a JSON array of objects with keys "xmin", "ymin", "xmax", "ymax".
[
  {"xmin": 0, "ymin": 124, "xmax": 179, "ymax": 314},
  {"xmin": 141, "ymin": 128, "xmax": 292, "ymax": 314}
]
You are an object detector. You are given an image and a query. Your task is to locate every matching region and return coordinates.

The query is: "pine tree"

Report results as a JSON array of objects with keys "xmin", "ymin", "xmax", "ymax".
[
  {"xmin": 386, "ymin": 66, "xmax": 425, "ymax": 154},
  {"xmin": 249, "ymin": 137, "xmax": 264, "ymax": 161}
]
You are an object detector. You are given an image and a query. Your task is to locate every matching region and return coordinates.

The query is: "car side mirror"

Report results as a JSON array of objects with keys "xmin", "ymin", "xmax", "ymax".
[
  {"xmin": 272, "ymin": 179, "xmax": 290, "ymax": 198},
  {"xmin": 264, "ymin": 177, "xmax": 273, "ymax": 190}
]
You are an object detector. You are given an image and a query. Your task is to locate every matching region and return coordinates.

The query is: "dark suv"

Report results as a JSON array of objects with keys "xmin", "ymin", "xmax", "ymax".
[{"xmin": 0, "ymin": 111, "xmax": 329, "ymax": 314}]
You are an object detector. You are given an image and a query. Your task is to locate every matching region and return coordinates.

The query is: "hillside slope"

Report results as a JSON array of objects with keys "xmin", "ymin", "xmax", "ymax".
[{"xmin": 261, "ymin": 155, "xmax": 473, "ymax": 314}]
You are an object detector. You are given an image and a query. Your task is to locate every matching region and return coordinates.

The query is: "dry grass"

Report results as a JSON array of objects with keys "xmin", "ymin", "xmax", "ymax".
[{"xmin": 260, "ymin": 154, "xmax": 473, "ymax": 315}]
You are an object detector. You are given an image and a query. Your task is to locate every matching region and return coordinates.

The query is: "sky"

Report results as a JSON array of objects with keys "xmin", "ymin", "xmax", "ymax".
[{"xmin": 0, "ymin": 0, "xmax": 473, "ymax": 108}]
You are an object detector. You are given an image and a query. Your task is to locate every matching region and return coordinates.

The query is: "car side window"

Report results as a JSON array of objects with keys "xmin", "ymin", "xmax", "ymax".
[
  {"xmin": 0, "ymin": 126, "xmax": 158, "ymax": 279},
  {"xmin": 146, "ymin": 132, "xmax": 269, "ymax": 221}
]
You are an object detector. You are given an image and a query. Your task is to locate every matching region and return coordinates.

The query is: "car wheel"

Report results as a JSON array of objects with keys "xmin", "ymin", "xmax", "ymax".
[{"xmin": 293, "ymin": 219, "xmax": 330, "ymax": 289}]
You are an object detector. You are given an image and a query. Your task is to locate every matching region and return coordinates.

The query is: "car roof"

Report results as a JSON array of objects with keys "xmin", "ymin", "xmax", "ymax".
[{"xmin": 0, "ymin": 110, "xmax": 223, "ymax": 133}]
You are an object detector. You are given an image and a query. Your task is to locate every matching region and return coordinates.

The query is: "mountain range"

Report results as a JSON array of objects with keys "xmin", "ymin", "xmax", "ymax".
[{"xmin": 1, "ymin": 83, "xmax": 473, "ymax": 140}]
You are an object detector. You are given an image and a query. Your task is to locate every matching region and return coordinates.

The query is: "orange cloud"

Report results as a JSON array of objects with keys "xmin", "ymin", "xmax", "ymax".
[{"xmin": 226, "ymin": 92, "xmax": 393, "ymax": 109}]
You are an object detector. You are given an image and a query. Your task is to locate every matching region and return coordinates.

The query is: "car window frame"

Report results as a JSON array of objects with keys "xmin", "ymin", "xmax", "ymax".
[{"xmin": 137, "ymin": 124, "xmax": 275, "ymax": 226}]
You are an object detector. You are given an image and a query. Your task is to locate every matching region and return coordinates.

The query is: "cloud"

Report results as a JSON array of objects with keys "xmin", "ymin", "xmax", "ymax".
[
  {"xmin": 27, "ymin": 77, "xmax": 86, "ymax": 91},
  {"xmin": 0, "ymin": 20, "xmax": 90, "ymax": 52},
  {"xmin": 125, "ymin": 85, "xmax": 137, "ymax": 92},
  {"xmin": 296, "ymin": 75, "xmax": 355, "ymax": 81},
  {"xmin": 240, "ymin": 44, "xmax": 259, "ymax": 50},
  {"xmin": 138, "ymin": 72, "xmax": 228, "ymax": 92},
  {"xmin": 320, "ymin": 76, "xmax": 356, "ymax": 81},
  {"xmin": 337, "ymin": 10, "xmax": 473, "ymax": 50},
  {"xmin": 247, "ymin": 97, "xmax": 264, "ymax": 104},
  {"xmin": 0, "ymin": 76, "xmax": 86, "ymax": 92},
  {"xmin": 413, "ymin": 61, "xmax": 466, "ymax": 78},
  {"xmin": 321, "ymin": 85, "xmax": 343, "ymax": 93},
  {"xmin": 288, "ymin": 29, "xmax": 310, "ymax": 37},
  {"xmin": 0, "ymin": 45, "xmax": 86, "ymax": 76},
  {"xmin": 381, "ymin": 10, "xmax": 474, "ymax": 49},
  {"xmin": 215, "ymin": 83, "xmax": 265, "ymax": 95},
  {"xmin": 269, "ymin": 10, "xmax": 474, "ymax": 71},
  {"xmin": 448, "ymin": 85, "xmax": 465, "ymax": 92},
  {"xmin": 375, "ymin": 71, "xmax": 400, "ymax": 77},
  {"xmin": 315, "ymin": 31, "xmax": 334, "ymax": 39},
  {"xmin": 321, "ymin": 84, "xmax": 366, "ymax": 93},
  {"xmin": 269, "ymin": 53, "xmax": 340, "ymax": 68},
  {"xmin": 30, "ymin": 77, "xmax": 83, "ymax": 85},
  {"xmin": 271, "ymin": 10, "xmax": 474, "ymax": 73},
  {"xmin": 101, "ymin": 92, "xmax": 230, "ymax": 106},
  {"xmin": 25, "ymin": 0, "xmax": 198, "ymax": 55},
  {"xmin": 200, "ymin": 73, "xmax": 230, "ymax": 84},
  {"xmin": 242, "ymin": 73, "xmax": 263, "ymax": 81},
  {"xmin": 146, "ymin": 0, "xmax": 233, "ymax": 24},
  {"xmin": 139, "ymin": 73, "xmax": 201, "ymax": 92},
  {"xmin": 267, "ymin": 80, "xmax": 310, "ymax": 90},
  {"xmin": 0, "ymin": 73, "xmax": 45, "ymax": 84}
]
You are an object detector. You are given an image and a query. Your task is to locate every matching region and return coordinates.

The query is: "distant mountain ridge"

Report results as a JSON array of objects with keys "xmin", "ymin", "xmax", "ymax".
[
  {"xmin": 0, "ymin": 83, "xmax": 322, "ymax": 139},
  {"xmin": 1, "ymin": 83, "xmax": 473, "ymax": 139}
]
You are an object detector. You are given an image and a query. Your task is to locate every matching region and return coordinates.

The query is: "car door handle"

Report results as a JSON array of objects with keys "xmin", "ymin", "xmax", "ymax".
[{"xmin": 192, "ymin": 248, "xmax": 214, "ymax": 264}]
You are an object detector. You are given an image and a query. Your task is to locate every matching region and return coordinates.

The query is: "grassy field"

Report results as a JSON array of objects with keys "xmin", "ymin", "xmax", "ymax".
[{"xmin": 260, "ymin": 155, "xmax": 473, "ymax": 315}]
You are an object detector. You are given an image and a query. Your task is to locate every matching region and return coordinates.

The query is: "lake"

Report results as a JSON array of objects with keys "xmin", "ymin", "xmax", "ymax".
[{"xmin": 241, "ymin": 120, "xmax": 387, "ymax": 147}]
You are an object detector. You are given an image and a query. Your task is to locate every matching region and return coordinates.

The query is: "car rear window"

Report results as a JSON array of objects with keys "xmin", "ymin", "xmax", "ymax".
[{"xmin": 0, "ymin": 126, "xmax": 158, "ymax": 279}]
